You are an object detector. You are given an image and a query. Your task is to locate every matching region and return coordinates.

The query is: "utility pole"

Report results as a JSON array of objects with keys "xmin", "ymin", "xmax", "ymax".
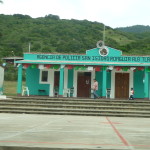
[
  {"xmin": 103, "ymin": 24, "xmax": 105, "ymax": 45},
  {"xmin": 29, "ymin": 42, "xmax": 31, "ymax": 53},
  {"xmin": 12, "ymin": 51, "xmax": 16, "ymax": 67}
]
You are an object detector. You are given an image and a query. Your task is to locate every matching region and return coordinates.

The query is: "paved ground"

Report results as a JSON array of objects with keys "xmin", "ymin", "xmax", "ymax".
[{"xmin": 0, "ymin": 114, "xmax": 150, "ymax": 150}]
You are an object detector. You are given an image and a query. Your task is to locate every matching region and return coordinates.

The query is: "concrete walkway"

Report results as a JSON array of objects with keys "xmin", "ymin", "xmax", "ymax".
[{"xmin": 0, "ymin": 114, "xmax": 150, "ymax": 150}]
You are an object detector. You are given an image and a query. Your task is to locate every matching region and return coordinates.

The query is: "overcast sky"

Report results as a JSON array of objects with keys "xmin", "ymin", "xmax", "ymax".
[{"xmin": 0, "ymin": 0, "xmax": 150, "ymax": 28}]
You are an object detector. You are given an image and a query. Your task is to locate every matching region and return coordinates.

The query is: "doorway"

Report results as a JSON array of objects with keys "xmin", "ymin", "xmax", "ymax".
[
  {"xmin": 115, "ymin": 73, "xmax": 129, "ymax": 99},
  {"xmin": 54, "ymin": 71, "xmax": 60, "ymax": 96},
  {"xmin": 77, "ymin": 72, "xmax": 91, "ymax": 97}
]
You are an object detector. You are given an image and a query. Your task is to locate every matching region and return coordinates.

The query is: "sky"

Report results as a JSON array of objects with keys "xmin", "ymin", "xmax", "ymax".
[{"xmin": 0, "ymin": 0, "xmax": 150, "ymax": 28}]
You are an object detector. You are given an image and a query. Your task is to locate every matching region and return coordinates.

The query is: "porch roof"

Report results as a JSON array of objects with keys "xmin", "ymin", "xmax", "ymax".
[{"xmin": 15, "ymin": 59, "xmax": 150, "ymax": 66}]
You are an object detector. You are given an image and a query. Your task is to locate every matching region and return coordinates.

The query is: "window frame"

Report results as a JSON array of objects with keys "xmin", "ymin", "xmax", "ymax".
[{"xmin": 39, "ymin": 69, "xmax": 49, "ymax": 84}]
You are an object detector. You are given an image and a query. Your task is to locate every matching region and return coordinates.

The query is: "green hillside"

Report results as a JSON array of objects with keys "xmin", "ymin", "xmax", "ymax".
[
  {"xmin": 0, "ymin": 14, "xmax": 150, "ymax": 58},
  {"xmin": 116, "ymin": 25, "xmax": 150, "ymax": 33}
]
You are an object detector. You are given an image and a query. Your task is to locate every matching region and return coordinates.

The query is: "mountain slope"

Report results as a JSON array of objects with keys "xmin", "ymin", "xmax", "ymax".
[
  {"xmin": 116, "ymin": 25, "xmax": 150, "ymax": 33},
  {"xmin": 0, "ymin": 14, "xmax": 150, "ymax": 57}
]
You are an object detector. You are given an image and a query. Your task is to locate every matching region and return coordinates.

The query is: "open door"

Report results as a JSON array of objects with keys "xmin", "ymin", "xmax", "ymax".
[{"xmin": 54, "ymin": 71, "xmax": 60, "ymax": 96}]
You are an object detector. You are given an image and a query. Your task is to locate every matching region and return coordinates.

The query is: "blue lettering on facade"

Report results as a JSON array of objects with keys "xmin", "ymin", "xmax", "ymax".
[{"xmin": 36, "ymin": 55, "xmax": 150, "ymax": 63}]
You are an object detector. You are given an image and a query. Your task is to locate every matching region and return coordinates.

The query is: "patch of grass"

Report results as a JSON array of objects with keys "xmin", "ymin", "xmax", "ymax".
[
  {"xmin": 3, "ymin": 81, "xmax": 25, "ymax": 96},
  {"xmin": 3, "ymin": 81, "xmax": 17, "ymax": 96}
]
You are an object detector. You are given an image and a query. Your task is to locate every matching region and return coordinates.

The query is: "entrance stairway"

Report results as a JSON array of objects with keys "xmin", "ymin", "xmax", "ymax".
[{"xmin": 0, "ymin": 96, "xmax": 150, "ymax": 118}]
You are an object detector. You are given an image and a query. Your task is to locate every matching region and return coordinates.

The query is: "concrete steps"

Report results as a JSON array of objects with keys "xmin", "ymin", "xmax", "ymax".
[{"xmin": 0, "ymin": 96, "xmax": 150, "ymax": 117}]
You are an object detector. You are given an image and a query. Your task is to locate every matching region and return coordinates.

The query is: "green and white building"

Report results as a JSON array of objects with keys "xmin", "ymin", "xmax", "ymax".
[{"xmin": 15, "ymin": 42, "xmax": 150, "ymax": 99}]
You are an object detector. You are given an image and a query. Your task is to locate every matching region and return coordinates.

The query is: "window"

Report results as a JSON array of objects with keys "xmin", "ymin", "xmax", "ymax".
[
  {"xmin": 42, "ymin": 71, "xmax": 48, "ymax": 82},
  {"xmin": 40, "ymin": 70, "xmax": 49, "ymax": 83}
]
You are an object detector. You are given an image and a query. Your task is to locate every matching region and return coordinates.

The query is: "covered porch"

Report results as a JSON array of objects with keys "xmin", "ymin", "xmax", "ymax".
[
  {"xmin": 16, "ymin": 62, "xmax": 150, "ymax": 99},
  {"xmin": 15, "ymin": 45, "xmax": 150, "ymax": 99}
]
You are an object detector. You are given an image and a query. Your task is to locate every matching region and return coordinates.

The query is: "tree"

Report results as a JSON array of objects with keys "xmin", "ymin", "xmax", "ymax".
[
  {"xmin": 0, "ymin": 0, "xmax": 3, "ymax": 3},
  {"xmin": 0, "ymin": 14, "xmax": 150, "ymax": 56}
]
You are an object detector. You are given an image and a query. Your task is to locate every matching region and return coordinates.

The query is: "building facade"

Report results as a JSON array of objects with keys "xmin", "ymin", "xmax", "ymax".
[{"xmin": 16, "ymin": 43, "xmax": 150, "ymax": 99}]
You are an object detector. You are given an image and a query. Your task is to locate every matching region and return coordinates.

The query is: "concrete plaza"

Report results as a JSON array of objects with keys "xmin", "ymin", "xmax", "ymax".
[{"xmin": 0, "ymin": 113, "xmax": 150, "ymax": 150}]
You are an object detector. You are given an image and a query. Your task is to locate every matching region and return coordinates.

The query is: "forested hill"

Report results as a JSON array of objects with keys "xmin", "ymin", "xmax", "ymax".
[
  {"xmin": 116, "ymin": 25, "xmax": 150, "ymax": 33},
  {"xmin": 0, "ymin": 14, "xmax": 150, "ymax": 58}
]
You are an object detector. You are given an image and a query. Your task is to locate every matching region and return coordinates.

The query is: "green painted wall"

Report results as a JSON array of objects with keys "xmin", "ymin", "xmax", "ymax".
[
  {"xmin": 17, "ymin": 64, "xmax": 23, "ymax": 94},
  {"xmin": 26, "ymin": 67, "xmax": 50, "ymax": 95},
  {"xmin": 134, "ymin": 71, "xmax": 144, "ymax": 98},
  {"xmin": 68, "ymin": 69, "xmax": 74, "ymax": 88},
  {"xmin": 37, "ymin": 84, "xmax": 50, "ymax": 96},
  {"xmin": 59, "ymin": 67, "xmax": 64, "ymax": 95},
  {"xmin": 107, "ymin": 71, "xmax": 111, "ymax": 89},
  {"xmin": 144, "ymin": 67, "xmax": 149, "ymax": 98},
  {"xmin": 95, "ymin": 71, "xmax": 111, "ymax": 97},
  {"xmin": 86, "ymin": 47, "xmax": 122, "ymax": 56}
]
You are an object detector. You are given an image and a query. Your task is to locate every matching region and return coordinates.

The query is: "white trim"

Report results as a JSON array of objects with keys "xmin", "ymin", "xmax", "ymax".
[
  {"xmin": 0, "ymin": 67, "xmax": 4, "ymax": 88},
  {"xmin": 51, "ymin": 69, "xmax": 60, "ymax": 97},
  {"xmin": 39, "ymin": 69, "xmax": 50, "ymax": 84},
  {"xmin": 111, "ymin": 70, "xmax": 115, "ymax": 99},
  {"xmin": 39, "ymin": 69, "xmax": 63, "ymax": 97},
  {"xmin": 49, "ymin": 69, "xmax": 54, "ymax": 97},
  {"xmin": 16, "ymin": 60, "xmax": 150, "ymax": 66},
  {"xmin": 111, "ymin": 69, "xmax": 133, "ymax": 99},
  {"xmin": 39, "ymin": 69, "xmax": 53, "ymax": 96}
]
